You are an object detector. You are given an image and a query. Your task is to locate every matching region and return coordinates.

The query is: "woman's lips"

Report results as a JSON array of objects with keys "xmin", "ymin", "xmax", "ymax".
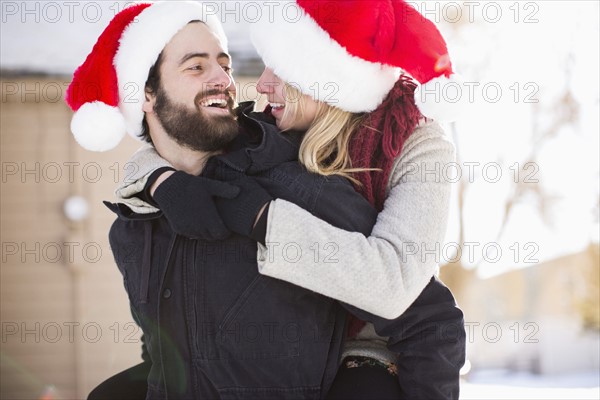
[{"xmin": 269, "ymin": 104, "xmax": 284, "ymax": 119}]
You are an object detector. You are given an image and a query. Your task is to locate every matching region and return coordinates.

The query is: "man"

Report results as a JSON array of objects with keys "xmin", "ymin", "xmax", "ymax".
[
  {"xmin": 68, "ymin": 2, "xmax": 468, "ymax": 399},
  {"xmin": 67, "ymin": 2, "xmax": 381, "ymax": 398}
]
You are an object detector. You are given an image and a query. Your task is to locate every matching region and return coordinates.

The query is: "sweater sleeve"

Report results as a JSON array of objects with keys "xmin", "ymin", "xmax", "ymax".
[{"xmin": 256, "ymin": 122, "xmax": 456, "ymax": 319}]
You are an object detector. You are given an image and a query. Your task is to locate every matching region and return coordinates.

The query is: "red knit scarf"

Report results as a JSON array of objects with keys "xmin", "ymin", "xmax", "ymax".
[
  {"xmin": 349, "ymin": 75, "xmax": 423, "ymax": 211},
  {"xmin": 346, "ymin": 75, "xmax": 423, "ymax": 337}
]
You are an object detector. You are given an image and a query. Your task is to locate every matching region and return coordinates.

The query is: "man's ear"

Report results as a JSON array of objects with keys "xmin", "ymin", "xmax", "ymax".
[{"xmin": 142, "ymin": 88, "xmax": 156, "ymax": 113}]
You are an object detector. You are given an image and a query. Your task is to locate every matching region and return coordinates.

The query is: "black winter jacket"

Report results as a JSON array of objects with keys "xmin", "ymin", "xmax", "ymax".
[{"xmin": 105, "ymin": 103, "xmax": 380, "ymax": 399}]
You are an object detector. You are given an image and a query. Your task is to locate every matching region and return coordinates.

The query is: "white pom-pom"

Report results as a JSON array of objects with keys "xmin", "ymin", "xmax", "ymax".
[
  {"xmin": 70, "ymin": 101, "xmax": 126, "ymax": 152},
  {"xmin": 414, "ymin": 74, "xmax": 468, "ymax": 122}
]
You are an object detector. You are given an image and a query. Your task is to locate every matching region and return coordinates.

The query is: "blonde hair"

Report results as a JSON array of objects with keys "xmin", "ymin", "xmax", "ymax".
[{"xmin": 281, "ymin": 85, "xmax": 376, "ymax": 183}]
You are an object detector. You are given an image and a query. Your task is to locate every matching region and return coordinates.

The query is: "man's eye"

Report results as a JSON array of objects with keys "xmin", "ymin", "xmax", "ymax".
[
  {"xmin": 222, "ymin": 66, "xmax": 233, "ymax": 74},
  {"xmin": 188, "ymin": 65, "xmax": 202, "ymax": 71}
]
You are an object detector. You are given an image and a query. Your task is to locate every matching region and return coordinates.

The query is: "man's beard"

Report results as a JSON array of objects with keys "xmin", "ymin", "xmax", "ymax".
[{"xmin": 153, "ymin": 85, "xmax": 239, "ymax": 152}]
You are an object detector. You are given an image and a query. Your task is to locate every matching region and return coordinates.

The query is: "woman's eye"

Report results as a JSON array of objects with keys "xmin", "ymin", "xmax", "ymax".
[{"xmin": 222, "ymin": 66, "xmax": 233, "ymax": 74}]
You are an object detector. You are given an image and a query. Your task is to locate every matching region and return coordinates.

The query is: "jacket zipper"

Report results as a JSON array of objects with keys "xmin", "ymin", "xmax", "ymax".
[
  {"xmin": 157, "ymin": 233, "xmax": 180, "ymax": 399},
  {"xmin": 188, "ymin": 238, "xmax": 202, "ymax": 358},
  {"xmin": 218, "ymin": 156, "xmax": 246, "ymax": 173}
]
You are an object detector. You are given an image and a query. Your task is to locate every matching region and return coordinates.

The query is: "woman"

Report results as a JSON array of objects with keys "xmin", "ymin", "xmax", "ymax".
[
  {"xmin": 250, "ymin": 70, "xmax": 463, "ymax": 399},
  {"xmin": 250, "ymin": 2, "xmax": 465, "ymax": 397},
  {"xmin": 117, "ymin": 1, "xmax": 465, "ymax": 398}
]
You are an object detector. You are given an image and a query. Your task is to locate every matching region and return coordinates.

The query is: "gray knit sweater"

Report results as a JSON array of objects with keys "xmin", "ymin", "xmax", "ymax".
[{"xmin": 256, "ymin": 120, "xmax": 455, "ymax": 362}]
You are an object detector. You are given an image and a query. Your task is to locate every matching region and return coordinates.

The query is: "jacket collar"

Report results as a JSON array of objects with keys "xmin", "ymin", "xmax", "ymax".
[{"xmin": 214, "ymin": 101, "xmax": 304, "ymax": 174}]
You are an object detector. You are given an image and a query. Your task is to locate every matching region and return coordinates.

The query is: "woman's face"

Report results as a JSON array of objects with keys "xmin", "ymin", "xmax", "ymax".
[{"xmin": 257, "ymin": 68, "xmax": 319, "ymax": 131}]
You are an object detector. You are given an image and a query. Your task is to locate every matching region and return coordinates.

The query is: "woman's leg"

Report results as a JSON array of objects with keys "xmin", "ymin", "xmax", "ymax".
[
  {"xmin": 326, "ymin": 358, "xmax": 401, "ymax": 400},
  {"xmin": 388, "ymin": 276, "xmax": 466, "ymax": 399},
  {"xmin": 87, "ymin": 361, "xmax": 151, "ymax": 400}
]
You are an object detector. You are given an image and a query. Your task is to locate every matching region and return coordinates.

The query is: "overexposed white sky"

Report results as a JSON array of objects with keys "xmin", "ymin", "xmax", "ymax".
[
  {"xmin": 436, "ymin": 1, "xmax": 599, "ymax": 277},
  {"xmin": 0, "ymin": 0, "xmax": 258, "ymax": 74}
]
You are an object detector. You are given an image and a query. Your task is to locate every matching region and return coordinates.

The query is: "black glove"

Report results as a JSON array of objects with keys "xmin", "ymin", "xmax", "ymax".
[
  {"xmin": 153, "ymin": 171, "xmax": 240, "ymax": 240},
  {"xmin": 214, "ymin": 174, "xmax": 273, "ymax": 237}
]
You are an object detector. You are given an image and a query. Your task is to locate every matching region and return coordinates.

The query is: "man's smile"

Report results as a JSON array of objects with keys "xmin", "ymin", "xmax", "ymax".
[{"xmin": 196, "ymin": 93, "xmax": 235, "ymax": 115}]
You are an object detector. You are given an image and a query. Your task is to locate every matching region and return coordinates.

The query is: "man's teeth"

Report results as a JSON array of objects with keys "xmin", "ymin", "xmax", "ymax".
[
  {"xmin": 201, "ymin": 99, "xmax": 227, "ymax": 108},
  {"xmin": 270, "ymin": 103, "xmax": 284, "ymax": 109}
]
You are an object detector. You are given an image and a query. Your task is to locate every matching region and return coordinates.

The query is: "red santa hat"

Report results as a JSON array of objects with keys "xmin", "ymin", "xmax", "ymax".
[
  {"xmin": 250, "ymin": 0, "xmax": 464, "ymax": 121},
  {"xmin": 65, "ymin": 1, "xmax": 228, "ymax": 152}
]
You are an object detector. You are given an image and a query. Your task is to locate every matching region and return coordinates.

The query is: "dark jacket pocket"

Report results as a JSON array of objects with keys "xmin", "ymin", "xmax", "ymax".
[{"xmin": 211, "ymin": 275, "xmax": 300, "ymax": 360}]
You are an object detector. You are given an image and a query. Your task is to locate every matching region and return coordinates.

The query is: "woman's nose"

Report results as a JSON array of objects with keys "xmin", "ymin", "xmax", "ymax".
[{"xmin": 257, "ymin": 68, "xmax": 276, "ymax": 94}]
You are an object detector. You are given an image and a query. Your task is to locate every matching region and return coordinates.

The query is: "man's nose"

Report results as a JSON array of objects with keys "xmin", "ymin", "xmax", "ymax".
[{"xmin": 206, "ymin": 65, "xmax": 234, "ymax": 92}]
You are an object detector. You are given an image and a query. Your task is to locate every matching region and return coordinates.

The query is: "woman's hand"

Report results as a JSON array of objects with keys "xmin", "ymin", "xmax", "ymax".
[
  {"xmin": 114, "ymin": 145, "xmax": 174, "ymax": 213},
  {"xmin": 214, "ymin": 175, "xmax": 273, "ymax": 237},
  {"xmin": 152, "ymin": 171, "xmax": 241, "ymax": 240},
  {"xmin": 149, "ymin": 170, "xmax": 175, "ymax": 197}
]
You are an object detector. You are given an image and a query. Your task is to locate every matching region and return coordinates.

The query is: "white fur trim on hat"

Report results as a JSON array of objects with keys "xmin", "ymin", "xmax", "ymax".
[
  {"xmin": 414, "ymin": 74, "xmax": 467, "ymax": 122},
  {"xmin": 250, "ymin": 1, "xmax": 400, "ymax": 113},
  {"xmin": 70, "ymin": 102, "xmax": 126, "ymax": 152},
  {"xmin": 114, "ymin": 1, "xmax": 228, "ymax": 139}
]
